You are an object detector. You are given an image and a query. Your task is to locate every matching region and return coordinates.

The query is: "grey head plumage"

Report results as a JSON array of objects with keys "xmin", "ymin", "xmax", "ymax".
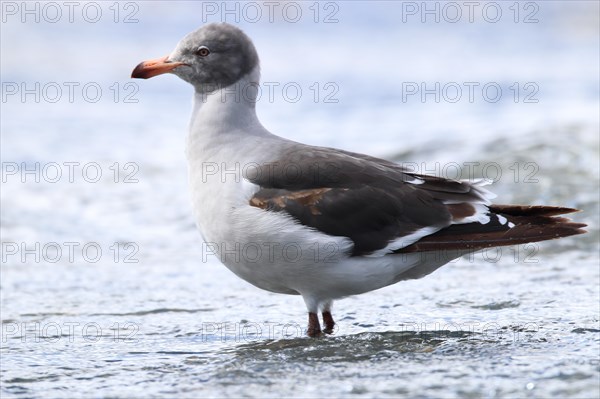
[{"xmin": 168, "ymin": 23, "xmax": 260, "ymax": 93}]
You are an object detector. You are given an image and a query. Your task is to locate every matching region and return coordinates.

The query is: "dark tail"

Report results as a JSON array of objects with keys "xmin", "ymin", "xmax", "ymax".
[{"xmin": 397, "ymin": 205, "xmax": 587, "ymax": 253}]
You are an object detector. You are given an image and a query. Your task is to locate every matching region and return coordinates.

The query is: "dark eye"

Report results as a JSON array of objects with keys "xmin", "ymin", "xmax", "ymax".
[{"xmin": 196, "ymin": 46, "xmax": 210, "ymax": 57}]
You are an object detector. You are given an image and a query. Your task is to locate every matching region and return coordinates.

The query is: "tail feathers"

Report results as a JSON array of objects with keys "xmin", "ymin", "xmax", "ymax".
[
  {"xmin": 489, "ymin": 204, "xmax": 581, "ymax": 218},
  {"xmin": 397, "ymin": 205, "xmax": 587, "ymax": 254}
]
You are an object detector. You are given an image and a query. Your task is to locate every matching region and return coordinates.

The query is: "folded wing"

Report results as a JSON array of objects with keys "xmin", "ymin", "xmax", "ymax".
[{"xmin": 248, "ymin": 145, "xmax": 585, "ymax": 257}]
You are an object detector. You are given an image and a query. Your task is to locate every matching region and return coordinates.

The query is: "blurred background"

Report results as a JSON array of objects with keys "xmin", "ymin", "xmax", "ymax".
[{"xmin": 1, "ymin": 1, "xmax": 599, "ymax": 398}]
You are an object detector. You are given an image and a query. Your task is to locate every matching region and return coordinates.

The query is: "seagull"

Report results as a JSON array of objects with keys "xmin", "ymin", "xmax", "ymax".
[{"xmin": 132, "ymin": 23, "xmax": 586, "ymax": 337}]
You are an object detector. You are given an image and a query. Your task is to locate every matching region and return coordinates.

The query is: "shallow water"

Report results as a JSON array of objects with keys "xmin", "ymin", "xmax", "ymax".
[{"xmin": 2, "ymin": 2, "xmax": 599, "ymax": 398}]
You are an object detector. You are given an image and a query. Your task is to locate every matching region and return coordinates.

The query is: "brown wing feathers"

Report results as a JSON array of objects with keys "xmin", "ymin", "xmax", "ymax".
[
  {"xmin": 250, "ymin": 186, "xmax": 452, "ymax": 256},
  {"xmin": 397, "ymin": 205, "xmax": 586, "ymax": 254},
  {"xmin": 247, "ymin": 146, "xmax": 586, "ymax": 257}
]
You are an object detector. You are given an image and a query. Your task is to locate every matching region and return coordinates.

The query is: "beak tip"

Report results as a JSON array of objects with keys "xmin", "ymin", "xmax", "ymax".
[{"xmin": 131, "ymin": 62, "xmax": 149, "ymax": 79}]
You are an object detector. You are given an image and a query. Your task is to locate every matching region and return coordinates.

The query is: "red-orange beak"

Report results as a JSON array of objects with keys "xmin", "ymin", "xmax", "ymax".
[{"xmin": 131, "ymin": 55, "xmax": 186, "ymax": 79}]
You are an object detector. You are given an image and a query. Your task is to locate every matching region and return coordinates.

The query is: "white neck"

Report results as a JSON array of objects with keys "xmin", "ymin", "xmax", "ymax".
[
  {"xmin": 185, "ymin": 66, "xmax": 288, "ymax": 167},
  {"xmin": 188, "ymin": 66, "xmax": 263, "ymax": 141}
]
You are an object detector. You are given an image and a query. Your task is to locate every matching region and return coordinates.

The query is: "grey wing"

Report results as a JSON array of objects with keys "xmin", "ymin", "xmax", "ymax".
[{"xmin": 248, "ymin": 145, "xmax": 495, "ymax": 256}]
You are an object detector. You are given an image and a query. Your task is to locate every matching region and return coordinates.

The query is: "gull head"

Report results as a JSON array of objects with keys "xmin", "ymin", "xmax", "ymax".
[{"xmin": 131, "ymin": 23, "xmax": 259, "ymax": 94}]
